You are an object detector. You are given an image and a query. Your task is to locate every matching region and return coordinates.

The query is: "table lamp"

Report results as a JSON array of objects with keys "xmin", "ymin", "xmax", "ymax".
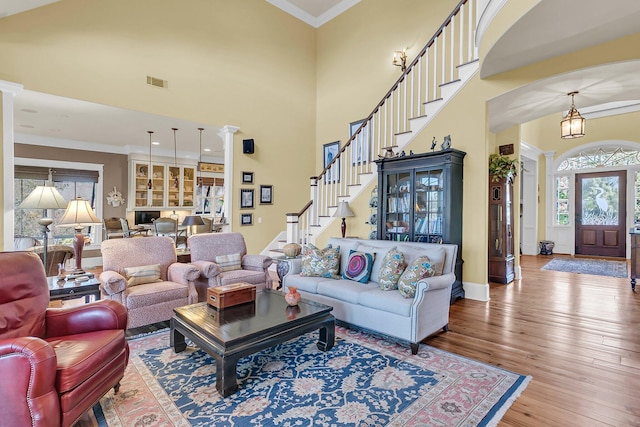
[
  {"xmin": 58, "ymin": 197, "xmax": 101, "ymax": 273},
  {"xmin": 18, "ymin": 185, "xmax": 67, "ymax": 268},
  {"xmin": 182, "ymin": 215, "xmax": 205, "ymax": 237},
  {"xmin": 333, "ymin": 201, "xmax": 355, "ymax": 238}
]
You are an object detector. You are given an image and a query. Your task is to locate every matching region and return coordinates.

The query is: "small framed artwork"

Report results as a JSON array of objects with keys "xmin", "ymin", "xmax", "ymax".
[
  {"xmin": 242, "ymin": 171, "xmax": 254, "ymax": 184},
  {"xmin": 240, "ymin": 188, "xmax": 254, "ymax": 209},
  {"xmin": 260, "ymin": 185, "xmax": 273, "ymax": 204},
  {"xmin": 323, "ymin": 141, "xmax": 340, "ymax": 183},
  {"xmin": 350, "ymin": 119, "xmax": 370, "ymax": 165},
  {"xmin": 241, "ymin": 213, "xmax": 253, "ymax": 226}
]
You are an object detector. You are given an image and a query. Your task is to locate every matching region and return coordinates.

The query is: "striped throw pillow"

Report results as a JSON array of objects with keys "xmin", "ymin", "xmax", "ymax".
[
  {"xmin": 124, "ymin": 264, "xmax": 162, "ymax": 287},
  {"xmin": 215, "ymin": 253, "xmax": 242, "ymax": 272}
]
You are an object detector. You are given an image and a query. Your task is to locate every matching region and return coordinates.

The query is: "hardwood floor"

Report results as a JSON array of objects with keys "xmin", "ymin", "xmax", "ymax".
[{"xmin": 426, "ymin": 255, "xmax": 640, "ymax": 426}]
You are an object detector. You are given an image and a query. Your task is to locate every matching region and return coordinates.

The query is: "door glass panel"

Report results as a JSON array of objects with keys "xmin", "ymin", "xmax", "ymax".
[{"xmin": 581, "ymin": 176, "xmax": 619, "ymax": 225}]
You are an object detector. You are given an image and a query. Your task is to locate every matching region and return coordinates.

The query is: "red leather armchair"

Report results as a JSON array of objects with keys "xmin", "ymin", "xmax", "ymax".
[{"xmin": 0, "ymin": 251, "xmax": 129, "ymax": 427}]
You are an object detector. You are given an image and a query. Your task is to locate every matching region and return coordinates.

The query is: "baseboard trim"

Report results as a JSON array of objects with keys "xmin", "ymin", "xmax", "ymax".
[{"xmin": 462, "ymin": 281, "xmax": 490, "ymax": 301}]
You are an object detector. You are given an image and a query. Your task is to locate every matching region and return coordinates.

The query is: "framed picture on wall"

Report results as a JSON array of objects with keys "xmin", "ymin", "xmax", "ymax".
[
  {"xmin": 242, "ymin": 171, "xmax": 254, "ymax": 184},
  {"xmin": 241, "ymin": 213, "xmax": 253, "ymax": 226},
  {"xmin": 349, "ymin": 119, "xmax": 370, "ymax": 165},
  {"xmin": 240, "ymin": 188, "xmax": 254, "ymax": 209},
  {"xmin": 260, "ymin": 185, "xmax": 273, "ymax": 204},
  {"xmin": 323, "ymin": 141, "xmax": 340, "ymax": 183}
]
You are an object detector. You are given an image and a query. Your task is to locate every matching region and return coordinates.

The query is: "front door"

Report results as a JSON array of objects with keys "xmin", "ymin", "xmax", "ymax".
[{"xmin": 575, "ymin": 171, "xmax": 626, "ymax": 257}]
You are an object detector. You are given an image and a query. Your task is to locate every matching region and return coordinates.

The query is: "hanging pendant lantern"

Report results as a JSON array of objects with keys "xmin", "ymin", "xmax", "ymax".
[
  {"xmin": 147, "ymin": 130, "xmax": 154, "ymax": 189},
  {"xmin": 560, "ymin": 91, "xmax": 586, "ymax": 139},
  {"xmin": 172, "ymin": 127, "xmax": 180, "ymax": 188}
]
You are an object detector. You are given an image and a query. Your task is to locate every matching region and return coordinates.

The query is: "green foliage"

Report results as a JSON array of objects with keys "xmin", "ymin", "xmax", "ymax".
[{"xmin": 488, "ymin": 154, "xmax": 519, "ymax": 182}]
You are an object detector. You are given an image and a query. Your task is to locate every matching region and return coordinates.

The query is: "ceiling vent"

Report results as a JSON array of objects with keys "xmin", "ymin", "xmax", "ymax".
[{"xmin": 146, "ymin": 76, "xmax": 168, "ymax": 88}]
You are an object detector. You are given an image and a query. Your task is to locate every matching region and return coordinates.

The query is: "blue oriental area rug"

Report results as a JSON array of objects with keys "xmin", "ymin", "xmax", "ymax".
[{"xmin": 84, "ymin": 327, "xmax": 530, "ymax": 426}]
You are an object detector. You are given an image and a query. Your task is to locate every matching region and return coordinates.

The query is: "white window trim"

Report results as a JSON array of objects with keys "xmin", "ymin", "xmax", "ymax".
[{"xmin": 14, "ymin": 157, "xmax": 104, "ymax": 250}]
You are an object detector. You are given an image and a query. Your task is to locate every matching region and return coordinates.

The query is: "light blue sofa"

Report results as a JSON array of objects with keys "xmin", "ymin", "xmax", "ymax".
[{"xmin": 282, "ymin": 237, "xmax": 458, "ymax": 354}]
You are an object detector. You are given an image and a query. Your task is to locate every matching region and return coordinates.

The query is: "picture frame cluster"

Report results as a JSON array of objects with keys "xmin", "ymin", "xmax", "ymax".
[{"xmin": 240, "ymin": 171, "xmax": 273, "ymax": 226}]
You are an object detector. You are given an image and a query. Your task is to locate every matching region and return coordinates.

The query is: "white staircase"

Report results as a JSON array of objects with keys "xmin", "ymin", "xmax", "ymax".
[{"xmin": 279, "ymin": 0, "xmax": 479, "ymax": 248}]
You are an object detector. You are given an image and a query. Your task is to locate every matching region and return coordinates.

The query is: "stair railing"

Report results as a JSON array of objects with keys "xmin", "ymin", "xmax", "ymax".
[{"xmin": 287, "ymin": 0, "xmax": 478, "ymax": 244}]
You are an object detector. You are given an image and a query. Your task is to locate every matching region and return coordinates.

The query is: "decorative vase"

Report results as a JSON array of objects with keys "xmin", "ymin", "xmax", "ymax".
[
  {"xmin": 282, "ymin": 243, "xmax": 302, "ymax": 258},
  {"xmin": 285, "ymin": 286, "xmax": 301, "ymax": 306}
]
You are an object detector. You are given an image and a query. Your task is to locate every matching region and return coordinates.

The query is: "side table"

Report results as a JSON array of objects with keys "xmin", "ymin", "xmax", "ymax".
[
  {"xmin": 274, "ymin": 256, "xmax": 300, "ymax": 290},
  {"xmin": 48, "ymin": 276, "xmax": 101, "ymax": 303}
]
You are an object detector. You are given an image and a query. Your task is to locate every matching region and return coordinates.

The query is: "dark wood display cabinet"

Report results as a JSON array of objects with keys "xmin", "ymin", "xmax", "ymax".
[
  {"xmin": 375, "ymin": 149, "xmax": 465, "ymax": 304},
  {"xmin": 488, "ymin": 174, "xmax": 515, "ymax": 284}
]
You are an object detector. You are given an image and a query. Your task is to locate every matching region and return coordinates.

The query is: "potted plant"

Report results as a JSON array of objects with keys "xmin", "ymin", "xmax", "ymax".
[{"xmin": 489, "ymin": 153, "xmax": 519, "ymax": 182}]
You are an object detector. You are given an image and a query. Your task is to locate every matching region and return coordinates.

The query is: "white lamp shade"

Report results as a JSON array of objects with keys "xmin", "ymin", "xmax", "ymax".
[
  {"xmin": 18, "ymin": 185, "xmax": 67, "ymax": 209},
  {"xmin": 333, "ymin": 201, "xmax": 355, "ymax": 218},
  {"xmin": 58, "ymin": 197, "xmax": 101, "ymax": 226}
]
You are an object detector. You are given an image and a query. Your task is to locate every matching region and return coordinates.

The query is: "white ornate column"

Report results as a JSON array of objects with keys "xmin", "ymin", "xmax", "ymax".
[
  {"xmin": 218, "ymin": 125, "xmax": 239, "ymax": 230},
  {"xmin": 1, "ymin": 81, "xmax": 24, "ymax": 251},
  {"xmin": 544, "ymin": 150, "xmax": 556, "ymax": 243}
]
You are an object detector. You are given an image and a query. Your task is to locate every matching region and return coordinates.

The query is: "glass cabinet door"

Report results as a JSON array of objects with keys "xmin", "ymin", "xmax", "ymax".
[
  {"xmin": 182, "ymin": 167, "xmax": 195, "ymax": 207},
  {"xmin": 134, "ymin": 162, "xmax": 150, "ymax": 207},
  {"xmin": 168, "ymin": 166, "xmax": 180, "ymax": 207},
  {"xmin": 151, "ymin": 164, "xmax": 165, "ymax": 207},
  {"xmin": 384, "ymin": 172, "xmax": 411, "ymax": 241},
  {"xmin": 415, "ymin": 169, "xmax": 444, "ymax": 243}
]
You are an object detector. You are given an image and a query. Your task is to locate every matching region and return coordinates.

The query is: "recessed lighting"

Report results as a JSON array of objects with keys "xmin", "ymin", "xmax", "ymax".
[
  {"xmin": 204, "ymin": 148, "xmax": 211, "ymax": 152},
  {"xmin": 20, "ymin": 108, "xmax": 38, "ymax": 114},
  {"xmin": 152, "ymin": 141, "xmax": 160, "ymax": 145}
]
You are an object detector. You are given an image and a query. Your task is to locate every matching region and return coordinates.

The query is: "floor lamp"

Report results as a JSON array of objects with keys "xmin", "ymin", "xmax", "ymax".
[
  {"xmin": 333, "ymin": 201, "xmax": 355, "ymax": 238},
  {"xmin": 58, "ymin": 197, "xmax": 101, "ymax": 274},
  {"xmin": 18, "ymin": 185, "xmax": 67, "ymax": 269}
]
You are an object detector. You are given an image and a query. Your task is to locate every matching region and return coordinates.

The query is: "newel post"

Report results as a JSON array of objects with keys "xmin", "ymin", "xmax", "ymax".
[{"xmin": 310, "ymin": 176, "xmax": 318, "ymax": 226}]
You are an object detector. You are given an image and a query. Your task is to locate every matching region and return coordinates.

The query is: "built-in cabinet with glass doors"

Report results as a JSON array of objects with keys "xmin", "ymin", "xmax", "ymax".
[
  {"xmin": 130, "ymin": 161, "xmax": 196, "ymax": 209},
  {"xmin": 375, "ymin": 149, "xmax": 465, "ymax": 303}
]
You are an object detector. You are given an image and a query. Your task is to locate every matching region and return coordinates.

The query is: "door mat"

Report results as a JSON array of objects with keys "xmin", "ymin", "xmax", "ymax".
[{"xmin": 541, "ymin": 257, "xmax": 628, "ymax": 278}]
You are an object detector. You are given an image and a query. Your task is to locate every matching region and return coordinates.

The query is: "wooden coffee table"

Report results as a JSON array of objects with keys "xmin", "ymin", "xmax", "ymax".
[{"xmin": 170, "ymin": 289, "xmax": 334, "ymax": 397}]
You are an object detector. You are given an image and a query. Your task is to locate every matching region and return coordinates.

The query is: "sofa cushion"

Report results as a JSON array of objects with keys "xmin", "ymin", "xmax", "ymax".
[
  {"xmin": 124, "ymin": 264, "xmax": 161, "ymax": 287},
  {"xmin": 397, "ymin": 244, "xmax": 445, "ymax": 276},
  {"xmin": 356, "ymin": 243, "xmax": 392, "ymax": 284},
  {"xmin": 215, "ymin": 253, "xmax": 242, "ymax": 272},
  {"xmin": 398, "ymin": 256, "xmax": 436, "ymax": 298},
  {"xmin": 358, "ymin": 288, "xmax": 413, "ymax": 317},
  {"xmin": 125, "ymin": 281, "xmax": 190, "ymax": 309},
  {"xmin": 316, "ymin": 279, "xmax": 376, "ymax": 304},
  {"xmin": 300, "ymin": 244, "xmax": 341, "ymax": 279},
  {"xmin": 342, "ymin": 250, "xmax": 376, "ymax": 283},
  {"xmin": 285, "ymin": 275, "xmax": 327, "ymax": 294},
  {"xmin": 378, "ymin": 248, "xmax": 407, "ymax": 290},
  {"xmin": 219, "ymin": 269, "xmax": 267, "ymax": 286},
  {"xmin": 46, "ymin": 329, "xmax": 126, "ymax": 393}
]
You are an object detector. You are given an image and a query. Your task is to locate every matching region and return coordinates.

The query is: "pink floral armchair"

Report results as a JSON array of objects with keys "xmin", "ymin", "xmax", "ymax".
[
  {"xmin": 187, "ymin": 232, "xmax": 273, "ymax": 301},
  {"xmin": 100, "ymin": 236, "xmax": 199, "ymax": 329}
]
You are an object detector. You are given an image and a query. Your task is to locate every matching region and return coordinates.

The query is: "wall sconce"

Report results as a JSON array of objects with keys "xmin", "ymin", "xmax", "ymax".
[
  {"xmin": 392, "ymin": 49, "xmax": 407, "ymax": 71},
  {"xmin": 560, "ymin": 91, "xmax": 586, "ymax": 139}
]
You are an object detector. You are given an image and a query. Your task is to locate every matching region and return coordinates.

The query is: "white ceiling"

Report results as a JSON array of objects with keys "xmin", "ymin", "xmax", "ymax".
[{"xmin": 4, "ymin": 0, "xmax": 640, "ymax": 157}]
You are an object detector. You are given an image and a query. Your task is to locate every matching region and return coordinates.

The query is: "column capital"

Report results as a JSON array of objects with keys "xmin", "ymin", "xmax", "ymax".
[{"xmin": 0, "ymin": 80, "xmax": 23, "ymax": 96}]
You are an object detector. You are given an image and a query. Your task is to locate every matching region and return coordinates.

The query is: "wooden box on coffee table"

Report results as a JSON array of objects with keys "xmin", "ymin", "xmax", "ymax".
[{"xmin": 207, "ymin": 282, "xmax": 256, "ymax": 309}]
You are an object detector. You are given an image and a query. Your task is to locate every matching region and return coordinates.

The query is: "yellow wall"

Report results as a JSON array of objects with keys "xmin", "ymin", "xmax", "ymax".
[{"xmin": 0, "ymin": 0, "xmax": 318, "ymax": 253}]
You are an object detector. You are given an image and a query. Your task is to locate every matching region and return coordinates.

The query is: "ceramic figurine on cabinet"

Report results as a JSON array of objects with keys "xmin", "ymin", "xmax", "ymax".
[{"xmin": 441, "ymin": 134, "xmax": 451, "ymax": 150}]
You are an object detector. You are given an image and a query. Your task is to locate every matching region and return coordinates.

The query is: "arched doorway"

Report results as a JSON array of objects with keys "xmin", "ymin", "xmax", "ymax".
[{"xmin": 547, "ymin": 141, "xmax": 640, "ymax": 257}]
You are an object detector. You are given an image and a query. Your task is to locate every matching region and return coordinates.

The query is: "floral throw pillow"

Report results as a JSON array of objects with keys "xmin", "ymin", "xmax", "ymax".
[
  {"xmin": 397, "ymin": 256, "xmax": 435, "ymax": 298},
  {"xmin": 342, "ymin": 250, "xmax": 376, "ymax": 283},
  {"xmin": 378, "ymin": 247, "xmax": 407, "ymax": 290},
  {"xmin": 300, "ymin": 244, "xmax": 341, "ymax": 279}
]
